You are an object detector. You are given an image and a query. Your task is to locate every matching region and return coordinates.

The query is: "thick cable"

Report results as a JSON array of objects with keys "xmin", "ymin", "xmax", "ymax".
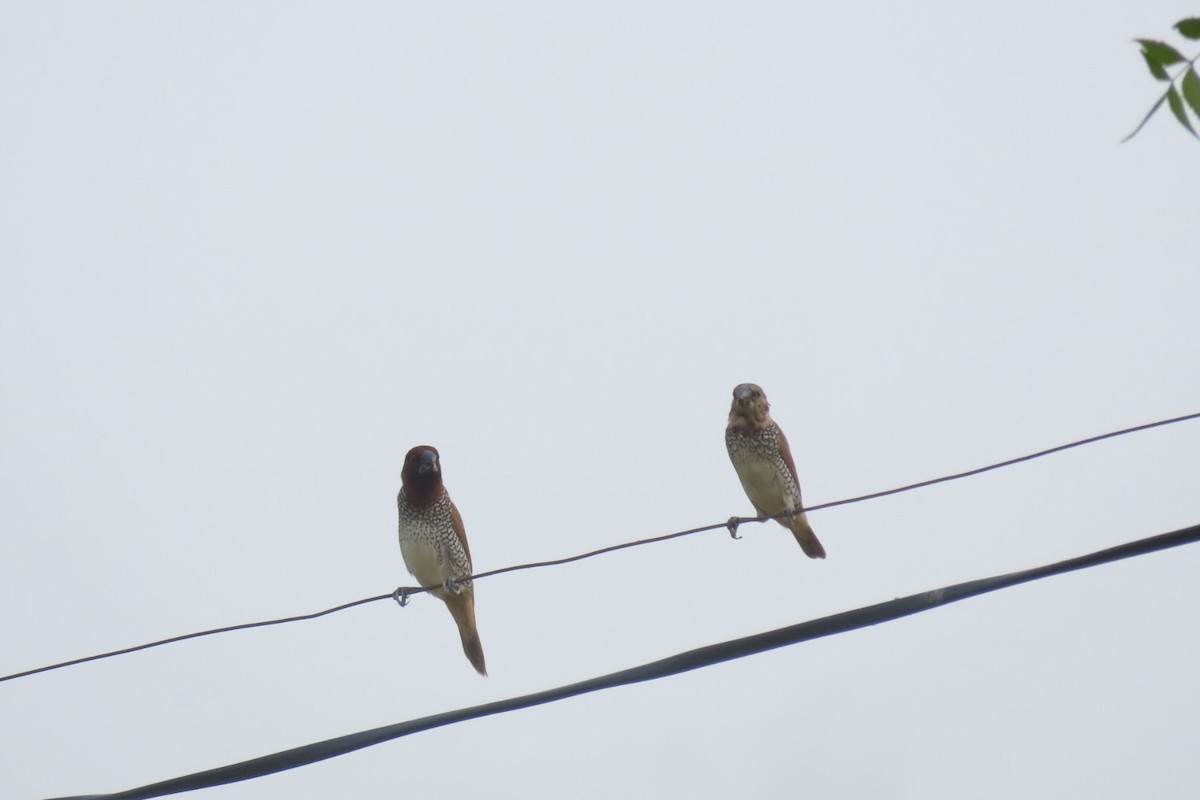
[{"xmin": 45, "ymin": 522, "xmax": 1200, "ymax": 800}]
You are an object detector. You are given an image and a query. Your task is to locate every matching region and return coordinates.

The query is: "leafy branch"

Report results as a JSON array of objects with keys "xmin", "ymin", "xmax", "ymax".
[{"xmin": 1123, "ymin": 17, "xmax": 1200, "ymax": 142}]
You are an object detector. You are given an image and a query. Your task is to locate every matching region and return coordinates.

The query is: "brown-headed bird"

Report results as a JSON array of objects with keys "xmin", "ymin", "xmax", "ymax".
[
  {"xmin": 397, "ymin": 445, "xmax": 487, "ymax": 676},
  {"xmin": 725, "ymin": 383, "xmax": 826, "ymax": 559}
]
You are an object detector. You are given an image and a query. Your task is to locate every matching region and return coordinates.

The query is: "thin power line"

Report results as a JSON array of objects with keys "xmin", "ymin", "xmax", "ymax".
[
  {"xmin": 442, "ymin": 410, "xmax": 1200, "ymax": 588},
  {"xmin": 0, "ymin": 596, "xmax": 391, "ymax": 684},
  {"xmin": 4, "ymin": 410, "xmax": 1198, "ymax": 686},
  {"xmin": 45, "ymin": 522, "xmax": 1200, "ymax": 800},
  {"xmin": 799, "ymin": 410, "xmax": 1200, "ymax": 513}
]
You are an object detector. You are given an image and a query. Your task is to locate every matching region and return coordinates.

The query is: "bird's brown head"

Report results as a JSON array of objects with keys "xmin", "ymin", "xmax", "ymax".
[
  {"xmin": 401, "ymin": 445, "xmax": 444, "ymax": 500},
  {"xmin": 728, "ymin": 383, "xmax": 772, "ymax": 428}
]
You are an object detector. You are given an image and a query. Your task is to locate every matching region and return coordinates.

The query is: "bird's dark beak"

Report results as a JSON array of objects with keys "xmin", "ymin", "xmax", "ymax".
[
  {"xmin": 734, "ymin": 385, "xmax": 752, "ymax": 401},
  {"xmin": 417, "ymin": 450, "xmax": 439, "ymax": 474}
]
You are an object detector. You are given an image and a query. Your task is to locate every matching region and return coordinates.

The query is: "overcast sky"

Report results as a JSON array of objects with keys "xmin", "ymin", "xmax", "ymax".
[{"xmin": 2, "ymin": 2, "xmax": 1199, "ymax": 799}]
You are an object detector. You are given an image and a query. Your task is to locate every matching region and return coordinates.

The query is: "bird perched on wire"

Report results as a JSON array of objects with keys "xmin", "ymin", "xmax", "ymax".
[
  {"xmin": 725, "ymin": 383, "xmax": 826, "ymax": 559},
  {"xmin": 397, "ymin": 445, "xmax": 487, "ymax": 676}
]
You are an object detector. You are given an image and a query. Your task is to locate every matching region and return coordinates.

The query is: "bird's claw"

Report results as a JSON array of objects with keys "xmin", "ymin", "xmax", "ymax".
[
  {"xmin": 443, "ymin": 576, "xmax": 461, "ymax": 595},
  {"xmin": 392, "ymin": 587, "xmax": 410, "ymax": 607},
  {"xmin": 726, "ymin": 517, "xmax": 743, "ymax": 540}
]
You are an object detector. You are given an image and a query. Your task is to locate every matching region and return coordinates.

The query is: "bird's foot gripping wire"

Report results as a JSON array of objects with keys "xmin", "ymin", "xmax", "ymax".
[
  {"xmin": 392, "ymin": 587, "xmax": 411, "ymax": 608},
  {"xmin": 726, "ymin": 517, "xmax": 743, "ymax": 540},
  {"xmin": 443, "ymin": 576, "xmax": 463, "ymax": 595}
]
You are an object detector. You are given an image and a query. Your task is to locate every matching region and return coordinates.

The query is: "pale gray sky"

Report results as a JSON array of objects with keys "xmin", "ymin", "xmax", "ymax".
[{"xmin": 2, "ymin": 3, "xmax": 1199, "ymax": 799}]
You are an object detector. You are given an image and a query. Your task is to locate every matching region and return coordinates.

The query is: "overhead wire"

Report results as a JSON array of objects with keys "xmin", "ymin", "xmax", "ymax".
[
  {"xmin": 3, "ymin": 410, "xmax": 1198, "ymax": 686},
  {"xmin": 44, "ymin": 521, "xmax": 1200, "ymax": 800},
  {"xmin": 0, "ymin": 596, "xmax": 390, "ymax": 684},
  {"xmin": 464, "ymin": 409, "xmax": 1200, "ymax": 586}
]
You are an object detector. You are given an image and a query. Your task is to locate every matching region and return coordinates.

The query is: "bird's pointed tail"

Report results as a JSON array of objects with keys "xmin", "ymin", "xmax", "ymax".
[
  {"xmin": 790, "ymin": 514, "xmax": 827, "ymax": 559},
  {"xmin": 444, "ymin": 591, "xmax": 487, "ymax": 676}
]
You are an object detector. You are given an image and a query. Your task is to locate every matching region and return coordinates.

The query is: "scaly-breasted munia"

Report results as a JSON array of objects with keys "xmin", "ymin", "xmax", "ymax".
[
  {"xmin": 725, "ymin": 383, "xmax": 826, "ymax": 559},
  {"xmin": 397, "ymin": 445, "xmax": 487, "ymax": 676}
]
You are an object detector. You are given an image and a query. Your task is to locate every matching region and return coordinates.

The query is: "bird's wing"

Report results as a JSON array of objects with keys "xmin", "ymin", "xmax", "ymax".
[
  {"xmin": 449, "ymin": 498, "xmax": 473, "ymax": 567},
  {"xmin": 775, "ymin": 425, "xmax": 805, "ymax": 503}
]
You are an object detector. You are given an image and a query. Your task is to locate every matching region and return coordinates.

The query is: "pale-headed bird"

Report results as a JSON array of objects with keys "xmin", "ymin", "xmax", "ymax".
[{"xmin": 725, "ymin": 383, "xmax": 826, "ymax": 558}]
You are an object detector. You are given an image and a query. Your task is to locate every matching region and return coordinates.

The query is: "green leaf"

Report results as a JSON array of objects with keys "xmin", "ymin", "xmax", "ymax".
[
  {"xmin": 1142, "ymin": 49, "xmax": 1170, "ymax": 80},
  {"xmin": 1183, "ymin": 68, "xmax": 1200, "ymax": 118},
  {"xmin": 1167, "ymin": 85, "xmax": 1199, "ymax": 138},
  {"xmin": 1138, "ymin": 39, "xmax": 1186, "ymax": 67},
  {"xmin": 1174, "ymin": 17, "xmax": 1200, "ymax": 40}
]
